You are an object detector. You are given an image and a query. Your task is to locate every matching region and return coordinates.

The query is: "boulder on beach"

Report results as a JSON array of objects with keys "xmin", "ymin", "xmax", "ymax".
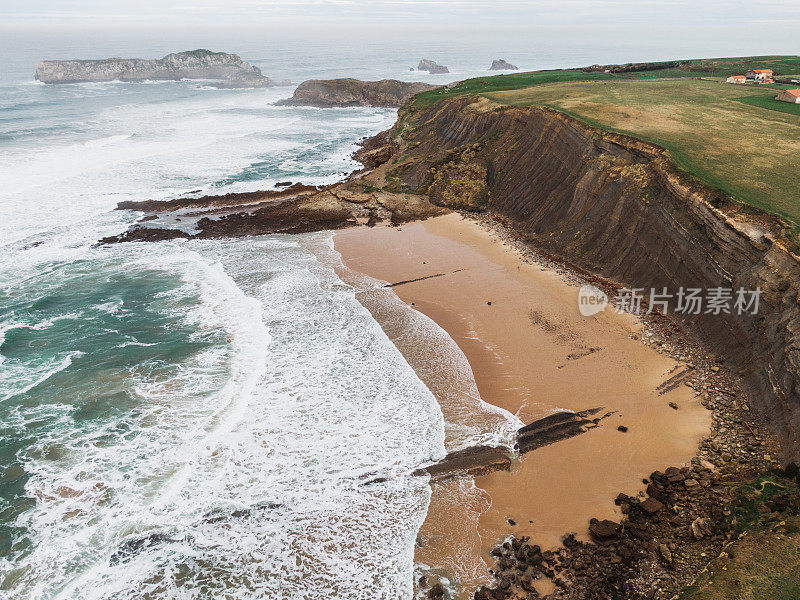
[
  {"xmin": 490, "ymin": 59, "xmax": 519, "ymax": 71},
  {"xmin": 588, "ymin": 518, "xmax": 621, "ymax": 540},
  {"xmin": 418, "ymin": 59, "xmax": 450, "ymax": 74}
]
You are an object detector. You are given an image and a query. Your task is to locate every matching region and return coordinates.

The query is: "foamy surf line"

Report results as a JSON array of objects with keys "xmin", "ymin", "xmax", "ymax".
[
  {"xmin": 316, "ymin": 231, "xmax": 522, "ymax": 452},
  {"xmin": 0, "ymin": 350, "xmax": 84, "ymax": 401},
  {"xmin": 321, "ymin": 228, "xmax": 523, "ymax": 599}
]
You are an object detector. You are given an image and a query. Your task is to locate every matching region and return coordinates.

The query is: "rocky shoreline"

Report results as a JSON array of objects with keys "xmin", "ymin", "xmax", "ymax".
[
  {"xmin": 416, "ymin": 408, "xmax": 607, "ymax": 482},
  {"xmin": 386, "ymin": 95, "xmax": 800, "ymax": 463}
]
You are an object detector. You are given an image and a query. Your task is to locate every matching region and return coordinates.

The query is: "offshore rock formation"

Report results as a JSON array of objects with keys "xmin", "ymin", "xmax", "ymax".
[
  {"xmin": 417, "ymin": 59, "xmax": 450, "ymax": 74},
  {"xmin": 379, "ymin": 95, "xmax": 800, "ymax": 462},
  {"xmin": 277, "ymin": 78, "xmax": 437, "ymax": 108},
  {"xmin": 490, "ymin": 59, "xmax": 519, "ymax": 70},
  {"xmin": 35, "ymin": 49, "xmax": 272, "ymax": 87}
]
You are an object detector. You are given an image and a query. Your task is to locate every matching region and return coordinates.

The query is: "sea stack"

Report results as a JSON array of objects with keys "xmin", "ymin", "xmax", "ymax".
[
  {"xmin": 34, "ymin": 49, "xmax": 273, "ymax": 88},
  {"xmin": 490, "ymin": 59, "xmax": 519, "ymax": 70},
  {"xmin": 418, "ymin": 59, "xmax": 450, "ymax": 74}
]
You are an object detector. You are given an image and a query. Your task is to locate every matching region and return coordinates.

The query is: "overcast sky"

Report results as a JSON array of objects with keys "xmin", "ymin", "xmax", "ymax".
[{"xmin": 3, "ymin": 0, "xmax": 800, "ymax": 28}]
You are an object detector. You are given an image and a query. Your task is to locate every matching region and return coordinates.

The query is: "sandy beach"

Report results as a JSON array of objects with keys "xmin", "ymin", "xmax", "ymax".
[{"xmin": 332, "ymin": 212, "xmax": 711, "ymax": 595}]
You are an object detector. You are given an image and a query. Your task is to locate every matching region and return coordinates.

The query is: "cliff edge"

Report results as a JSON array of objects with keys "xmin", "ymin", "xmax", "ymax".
[{"xmin": 35, "ymin": 49, "xmax": 272, "ymax": 87}]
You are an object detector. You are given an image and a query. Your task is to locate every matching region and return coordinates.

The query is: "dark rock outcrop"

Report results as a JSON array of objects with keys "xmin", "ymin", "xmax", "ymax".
[
  {"xmin": 277, "ymin": 78, "xmax": 437, "ymax": 108},
  {"xmin": 194, "ymin": 194, "xmax": 355, "ymax": 237},
  {"xmin": 490, "ymin": 59, "xmax": 519, "ymax": 71},
  {"xmin": 414, "ymin": 409, "xmax": 604, "ymax": 481},
  {"xmin": 352, "ymin": 130, "xmax": 397, "ymax": 169},
  {"xmin": 384, "ymin": 95, "xmax": 800, "ymax": 461},
  {"xmin": 99, "ymin": 226, "xmax": 190, "ymax": 244},
  {"xmin": 116, "ymin": 184, "xmax": 318, "ymax": 214},
  {"xmin": 418, "ymin": 59, "xmax": 450, "ymax": 74},
  {"xmin": 515, "ymin": 408, "xmax": 602, "ymax": 454},
  {"xmin": 35, "ymin": 49, "xmax": 272, "ymax": 87},
  {"xmin": 581, "ymin": 61, "xmax": 683, "ymax": 74},
  {"xmin": 415, "ymin": 445, "xmax": 513, "ymax": 481}
]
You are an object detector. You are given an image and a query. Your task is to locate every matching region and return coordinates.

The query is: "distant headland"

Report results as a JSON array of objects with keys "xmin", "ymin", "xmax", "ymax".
[{"xmin": 277, "ymin": 78, "xmax": 438, "ymax": 108}]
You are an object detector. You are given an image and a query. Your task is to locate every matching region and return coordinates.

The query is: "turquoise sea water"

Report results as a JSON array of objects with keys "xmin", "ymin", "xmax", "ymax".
[{"xmin": 2, "ymin": 26, "xmax": 795, "ymax": 599}]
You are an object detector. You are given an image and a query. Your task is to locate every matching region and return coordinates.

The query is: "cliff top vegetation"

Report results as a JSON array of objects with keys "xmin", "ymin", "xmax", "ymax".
[{"xmin": 405, "ymin": 56, "xmax": 800, "ymax": 228}]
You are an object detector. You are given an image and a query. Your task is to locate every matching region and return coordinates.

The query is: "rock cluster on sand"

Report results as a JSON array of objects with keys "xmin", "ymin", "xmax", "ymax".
[
  {"xmin": 277, "ymin": 78, "xmax": 438, "ymax": 108},
  {"xmin": 417, "ymin": 59, "xmax": 450, "ymax": 74},
  {"xmin": 35, "ymin": 49, "xmax": 273, "ymax": 88},
  {"xmin": 490, "ymin": 59, "xmax": 519, "ymax": 70},
  {"xmin": 477, "ymin": 459, "xmax": 791, "ymax": 600}
]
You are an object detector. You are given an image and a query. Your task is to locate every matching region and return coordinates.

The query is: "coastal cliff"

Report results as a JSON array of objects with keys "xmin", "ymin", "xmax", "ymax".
[
  {"xmin": 382, "ymin": 96, "xmax": 800, "ymax": 461},
  {"xmin": 35, "ymin": 49, "xmax": 272, "ymax": 87},
  {"xmin": 277, "ymin": 78, "xmax": 438, "ymax": 108},
  {"xmin": 102, "ymin": 88, "xmax": 800, "ymax": 463}
]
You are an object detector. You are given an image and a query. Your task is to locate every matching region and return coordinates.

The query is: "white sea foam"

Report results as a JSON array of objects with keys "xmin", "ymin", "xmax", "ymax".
[
  {"xmin": 0, "ymin": 351, "xmax": 85, "ymax": 402},
  {"xmin": 0, "ymin": 85, "xmax": 394, "ymax": 247},
  {"xmin": 312, "ymin": 232, "xmax": 523, "ymax": 451}
]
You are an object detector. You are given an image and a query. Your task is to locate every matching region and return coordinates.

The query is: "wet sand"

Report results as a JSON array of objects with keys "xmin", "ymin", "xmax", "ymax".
[{"xmin": 332, "ymin": 213, "xmax": 711, "ymax": 595}]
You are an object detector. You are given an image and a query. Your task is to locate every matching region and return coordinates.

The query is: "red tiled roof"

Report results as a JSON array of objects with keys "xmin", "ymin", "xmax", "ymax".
[
  {"xmin": 729, "ymin": 75, "xmax": 746, "ymax": 79},
  {"xmin": 785, "ymin": 89, "xmax": 800, "ymax": 97},
  {"xmin": 752, "ymin": 69, "xmax": 773, "ymax": 74}
]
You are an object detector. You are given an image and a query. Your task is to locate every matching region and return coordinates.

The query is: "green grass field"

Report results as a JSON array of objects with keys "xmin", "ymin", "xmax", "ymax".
[
  {"xmin": 476, "ymin": 78, "xmax": 800, "ymax": 227},
  {"xmin": 679, "ymin": 520, "xmax": 800, "ymax": 600},
  {"xmin": 408, "ymin": 55, "xmax": 800, "ymax": 111},
  {"xmin": 404, "ymin": 56, "xmax": 800, "ymax": 227},
  {"xmin": 734, "ymin": 94, "xmax": 800, "ymax": 116}
]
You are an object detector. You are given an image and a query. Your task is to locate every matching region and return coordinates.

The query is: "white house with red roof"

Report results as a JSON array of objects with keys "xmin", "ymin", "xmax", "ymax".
[
  {"xmin": 745, "ymin": 69, "xmax": 774, "ymax": 83},
  {"xmin": 776, "ymin": 89, "xmax": 800, "ymax": 104},
  {"xmin": 726, "ymin": 75, "xmax": 747, "ymax": 84}
]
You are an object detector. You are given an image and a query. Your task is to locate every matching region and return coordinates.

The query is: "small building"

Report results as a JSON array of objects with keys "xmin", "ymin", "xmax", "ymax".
[
  {"xmin": 776, "ymin": 88, "xmax": 800, "ymax": 104},
  {"xmin": 726, "ymin": 75, "xmax": 747, "ymax": 84},
  {"xmin": 746, "ymin": 69, "xmax": 774, "ymax": 83}
]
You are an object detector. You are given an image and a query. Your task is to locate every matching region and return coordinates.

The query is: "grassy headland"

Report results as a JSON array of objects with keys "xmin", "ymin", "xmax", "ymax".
[
  {"xmin": 486, "ymin": 79, "xmax": 800, "ymax": 227},
  {"xmin": 405, "ymin": 56, "xmax": 800, "ymax": 228}
]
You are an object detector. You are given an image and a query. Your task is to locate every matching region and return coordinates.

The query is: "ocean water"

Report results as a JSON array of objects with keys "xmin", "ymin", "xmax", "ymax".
[
  {"xmin": 2, "ymin": 25, "xmax": 795, "ymax": 599},
  {"xmin": 0, "ymin": 29, "xmax": 527, "ymax": 600}
]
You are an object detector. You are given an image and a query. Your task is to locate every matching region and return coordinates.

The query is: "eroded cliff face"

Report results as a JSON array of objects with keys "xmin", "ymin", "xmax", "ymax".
[
  {"xmin": 387, "ymin": 96, "xmax": 800, "ymax": 460},
  {"xmin": 35, "ymin": 49, "xmax": 272, "ymax": 87}
]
